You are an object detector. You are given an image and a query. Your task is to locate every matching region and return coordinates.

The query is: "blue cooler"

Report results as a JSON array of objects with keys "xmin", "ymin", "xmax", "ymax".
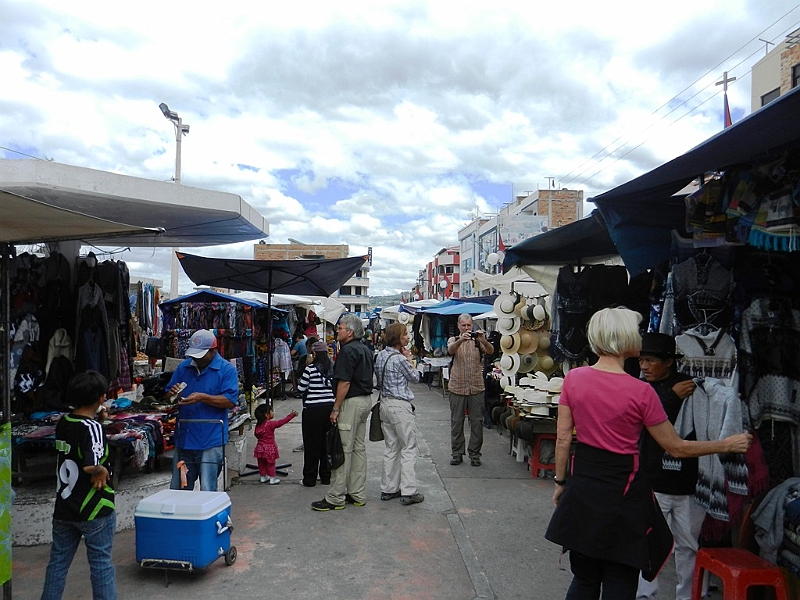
[{"xmin": 135, "ymin": 489, "xmax": 236, "ymax": 570}]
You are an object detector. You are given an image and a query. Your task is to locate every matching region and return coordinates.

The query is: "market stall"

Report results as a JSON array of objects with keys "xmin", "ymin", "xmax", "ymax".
[{"xmin": 503, "ymin": 86, "xmax": 800, "ymax": 584}]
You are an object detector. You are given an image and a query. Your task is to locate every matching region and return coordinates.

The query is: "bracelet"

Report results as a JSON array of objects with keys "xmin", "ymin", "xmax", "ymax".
[{"xmin": 553, "ymin": 477, "xmax": 566, "ymax": 485}]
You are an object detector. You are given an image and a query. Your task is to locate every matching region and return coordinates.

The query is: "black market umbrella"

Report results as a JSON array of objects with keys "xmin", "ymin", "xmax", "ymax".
[
  {"xmin": 176, "ymin": 252, "xmax": 368, "ymax": 402},
  {"xmin": 502, "ymin": 210, "xmax": 618, "ymax": 270}
]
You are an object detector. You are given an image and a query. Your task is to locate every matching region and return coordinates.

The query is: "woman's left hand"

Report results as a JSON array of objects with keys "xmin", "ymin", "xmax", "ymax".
[{"xmin": 552, "ymin": 484, "xmax": 565, "ymax": 507}]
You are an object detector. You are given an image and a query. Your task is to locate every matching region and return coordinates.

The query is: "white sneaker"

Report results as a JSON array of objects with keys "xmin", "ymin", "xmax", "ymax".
[
  {"xmin": 259, "ymin": 476, "xmax": 268, "ymax": 483},
  {"xmin": 269, "ymin": 477, "xmax": 281, "ymax": 485}
]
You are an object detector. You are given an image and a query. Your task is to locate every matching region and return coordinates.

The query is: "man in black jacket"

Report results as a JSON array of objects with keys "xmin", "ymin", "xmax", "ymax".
[{"xmin": 636, "ymin": 333, "xmax": 701, "ymax": 600}]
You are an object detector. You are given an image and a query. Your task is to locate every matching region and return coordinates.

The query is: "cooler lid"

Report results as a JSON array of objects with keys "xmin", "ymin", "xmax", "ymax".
[{"xmin": 135, "ymin": 490, "xmax": 231, "ymax": 520}]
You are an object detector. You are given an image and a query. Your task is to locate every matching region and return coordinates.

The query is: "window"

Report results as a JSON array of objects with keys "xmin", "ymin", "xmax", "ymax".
[
  {"xmin": 761, "ymin": 88, "xmax": 780, "ymax": 106},
  {"xmin": 793, "ymin": 64, "xmax": 800, "ymax": 89}
]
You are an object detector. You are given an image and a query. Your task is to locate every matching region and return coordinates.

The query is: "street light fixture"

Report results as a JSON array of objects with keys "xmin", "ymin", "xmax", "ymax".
[
  {"xmin": 158, "ymin": 102, "xmax": 190, "ymax": 299},
  {"xmin": 158, "ymin": 102, "xmax": 190, "ymax": 184}
]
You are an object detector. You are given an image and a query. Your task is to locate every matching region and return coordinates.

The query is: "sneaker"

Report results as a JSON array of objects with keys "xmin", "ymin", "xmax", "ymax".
[
  {"xmin": 311, "ymin": 498, "xmax": 345, "ymax": 511},
  {"xmin": 259, "ymin": 476, "xmax": 268, "ymax": 483},
  {"xmin": 470, "ymin": 457, "xmax": 481, "ymax": 467},
  {"xmin": 293, "ymin": 444, "xmax": 304, "ymax": 452},
  {"xmin": 450, "ymin": 455, "xmax": 463, "ymax": 465},
  {"xmin": 381, "ymin": 491, "xmax": 402, "ymax": 501},
  {"xmin": 344, "ymin": 494, "xmax": 365, "ymax": 506},
  {"xmin": 269, "ymin": 477, "xmax": 281, "ymax": 485},
  {"xmin": 400, "ymin": 492, "xmax": 424, "ymax": 505}
]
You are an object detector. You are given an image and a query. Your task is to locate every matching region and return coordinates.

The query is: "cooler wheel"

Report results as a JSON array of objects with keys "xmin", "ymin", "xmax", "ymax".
[{"xmin": 225, "ymin": 546, "xmax": 237, "ymax": 566}]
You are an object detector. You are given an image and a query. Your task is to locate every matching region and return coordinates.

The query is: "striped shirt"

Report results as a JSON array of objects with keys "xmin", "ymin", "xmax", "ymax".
[
  {"xmin": 297, "ymin": 364, "xmax": 335, "ymax": 406},
  {"xmin": 375, "ymin": 348, "xmax": 420, "ymax": 402}
]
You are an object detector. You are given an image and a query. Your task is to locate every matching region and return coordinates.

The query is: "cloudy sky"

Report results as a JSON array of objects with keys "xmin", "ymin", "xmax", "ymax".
[{"xmin": 2, "ymin": 0, "xmax": 799, "ymax": 296}]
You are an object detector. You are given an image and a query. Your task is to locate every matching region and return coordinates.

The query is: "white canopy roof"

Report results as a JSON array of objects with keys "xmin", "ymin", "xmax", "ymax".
[{"xmin": 0, "ymin": 159, "xmax": 268, "ymax": 247}]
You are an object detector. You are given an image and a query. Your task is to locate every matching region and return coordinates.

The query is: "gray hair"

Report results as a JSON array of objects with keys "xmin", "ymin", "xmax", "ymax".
[
  {"xmin": 339, "ymin": 313, "xmax": 365, "ymax": 340},
  {"xmin": 457, "ymin": 313, "xmax": 473, "ymax": 325}
]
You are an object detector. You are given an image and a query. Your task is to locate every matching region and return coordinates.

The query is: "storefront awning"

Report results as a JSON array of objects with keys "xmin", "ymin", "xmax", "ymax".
[
  {"xmin": 0, "ymin": 189, "xmax": 159, "ymax": 244},
  {"xmin": 0, "ymin": 159, "xmax": 268, "ymax": 247},
  {"xmin": 592, "ymin": 85, "xmax": 800, "ymax": 276}
]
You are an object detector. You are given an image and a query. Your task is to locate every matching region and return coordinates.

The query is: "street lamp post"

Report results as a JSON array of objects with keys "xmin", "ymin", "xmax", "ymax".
[{"xmin": 159, "ymin": 102, "xmax": 190, "ymax": 297}]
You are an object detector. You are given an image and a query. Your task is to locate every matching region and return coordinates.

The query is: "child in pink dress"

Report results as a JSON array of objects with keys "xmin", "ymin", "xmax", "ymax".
[{"xmin": 253, "ymin": 403, "xmax": 298, "ymax": 484}]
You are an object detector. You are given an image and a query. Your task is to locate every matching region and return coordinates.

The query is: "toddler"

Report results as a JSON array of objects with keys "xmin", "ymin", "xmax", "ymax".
[{"xmin": 253, "ymin": 403, "xmax": 298, "ymax": 484}]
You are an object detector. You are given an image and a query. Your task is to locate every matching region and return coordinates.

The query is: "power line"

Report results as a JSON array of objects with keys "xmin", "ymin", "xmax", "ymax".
[
  {"xmin": 559, "ymin": 5, "xmax": 800, "ymax": 190},
  {"xmin": 0, "ymin": 145, "xmax": 48, "ymax": 161}
]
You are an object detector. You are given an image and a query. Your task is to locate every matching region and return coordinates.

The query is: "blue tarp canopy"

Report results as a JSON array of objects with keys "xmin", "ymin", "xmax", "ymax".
[
  {"xmin": 160, "ymin": 289, "xmax": 286, "ymax": 312},
  {"xmin": 420, "ymin": 299, "xmax": 497, "ymax": 316},
  {"xmin": 591, "ymin": 85, "xmax": 800, "ymax": 276}
]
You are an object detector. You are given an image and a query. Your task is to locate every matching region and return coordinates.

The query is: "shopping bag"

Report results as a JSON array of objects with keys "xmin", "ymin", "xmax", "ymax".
[
  {"xmin": 369, "ymin": 401, "xmax": 384, "ymax": 442},
  {"xmin": 326, "ymin": 425, "xmax": 345, "ymax": 470}
]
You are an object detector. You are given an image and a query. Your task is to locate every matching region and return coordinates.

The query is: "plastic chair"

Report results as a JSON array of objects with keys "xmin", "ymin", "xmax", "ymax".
[
  {"xmin": 691, "ymin": 494, "xmax": 788, "ymax": 600},
  {"xmin": 529, "ymin": 432, "xmax": 557, "ymax": 478}
]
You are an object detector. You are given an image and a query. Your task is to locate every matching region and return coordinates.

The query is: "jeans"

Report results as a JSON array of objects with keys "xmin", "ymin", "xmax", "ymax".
[
  {"xmin": 170, "ymin": 445, "xmax": 224, "ymax": 491},
  {"xmin": 41, "ymin": 512, "xmax": 117, "ymax": 600}
]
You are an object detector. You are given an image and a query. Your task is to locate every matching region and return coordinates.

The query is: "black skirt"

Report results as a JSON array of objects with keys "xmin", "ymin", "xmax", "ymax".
[{"xmin": 545, "ymin": 443, "xmax": 673, "ymax": 580}]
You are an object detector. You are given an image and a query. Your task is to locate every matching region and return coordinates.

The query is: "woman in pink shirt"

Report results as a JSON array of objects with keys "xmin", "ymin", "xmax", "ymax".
[{"xmin": 545, "ymin": 307, "xmax": 751, "ymax": 600}]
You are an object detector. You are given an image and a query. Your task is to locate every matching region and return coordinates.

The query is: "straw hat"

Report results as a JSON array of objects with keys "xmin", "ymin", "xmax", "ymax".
[
  {"xmin": 546, "ymin": 377, "xmax": 564, "ymax": 394},
  {"xmin": 493, "ymin": 291, "xmax": 522, "ymax": 317},
  {"xmin": 499, "ymin": 376, "xmax": 514, "ymax": 390},
  {"xmin": 398, "ymin": 312, "xmax": 410, "ymax": 324},
  {"xmin": 537, "ymin": 332, "xmax": 551, "ymax": 351},
  {"xmin": 499, "ymin": 333, "xmax": 521, "ymax": 353},
  {"xmin": 496, "ymin": 316, "xmax": 521, "ymax": 336},
  {"xmin": 517, "ymin": 329, "xmax": 539, "ymax": 354},
  {"xmin": 538, "ymin": 355, "xmax": 555, "ymax": 371},
  {"xmin": 499, "ymin": 352, "xmax": 520, "ymax": 376},
  {"xmin": 518, "ymin": 353, "xmax": 538, "ymax": 373}
]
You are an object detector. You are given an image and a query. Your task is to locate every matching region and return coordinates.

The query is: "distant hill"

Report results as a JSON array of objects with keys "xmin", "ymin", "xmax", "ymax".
[{"xmin": 369, "ymin": 294, "xmax": 402, "ymax": 309}]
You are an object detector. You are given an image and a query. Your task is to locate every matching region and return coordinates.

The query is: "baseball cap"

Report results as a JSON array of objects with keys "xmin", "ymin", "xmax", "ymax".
[{"xmin": 185, "ymin": 329, "xmax": 218, "ymax": 359}]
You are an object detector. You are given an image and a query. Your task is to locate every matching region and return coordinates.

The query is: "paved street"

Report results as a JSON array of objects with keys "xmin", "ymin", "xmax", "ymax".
[{"xmin": 11, "ymin": 381, "xmax": 688, "ymax": 599}]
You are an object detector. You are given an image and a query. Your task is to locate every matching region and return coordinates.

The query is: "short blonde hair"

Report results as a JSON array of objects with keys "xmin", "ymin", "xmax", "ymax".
[{"xmin": 586, "ymin": 307, "xmax": 642, "ymax": 358}]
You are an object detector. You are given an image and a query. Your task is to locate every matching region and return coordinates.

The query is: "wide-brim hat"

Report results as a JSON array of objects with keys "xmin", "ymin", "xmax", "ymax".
[
  {"xmin": 499, "ymin": 333, "xmax": 521, "ymax": 353},
  {"xmin": 537, "ymin": 332, "xmax": 551, "ymax": 351},
  {"xmin": 518, "ymin": 353, "xmax": 538, "ymax": 373},
  {"xmin": 546, "ymin": 377, "xmax": 564, "ymax": 394},
  {"xmin": 496, "ymin": 316, "xmax": 521, "ymax": 336},
  {"xmin": 518, "ymin": 329, "xmax": 539, "ymax": 354},
  {"xmin": 537, "ymin": 355, "xmax": 555, "ymax": 371},
  {"xmin": 640, "ymin": 332, "xmax": 682, "ymax": 359},
  {"xmin": 494, "ymin": 291, "xmax": 523, "ymax": 317},
  {"xmin": 499, "ymin": 352, "xmax": 520, "ymax": 376}
]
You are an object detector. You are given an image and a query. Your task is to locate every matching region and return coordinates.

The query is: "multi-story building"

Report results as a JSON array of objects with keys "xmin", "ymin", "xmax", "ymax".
[
  {"xmin": 254, "ymin": 242, "xmax": 371, "ymax": 316},
  {"xmin": 457, "ymin": 187, "xmax": 583, "ymax": 297},
  {"xmin": 751, "ymin": 28, "xmax": 800, "ymax": 110},
  {"xmin": 413, "ymin": 246, "xmax": 460, "ymax": 300}
]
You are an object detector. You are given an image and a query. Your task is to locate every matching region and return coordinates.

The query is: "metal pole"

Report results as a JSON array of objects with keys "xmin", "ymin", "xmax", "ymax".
[{"xmin": 174, "ymin": 118, "xmax": 182, "ymax": 184}]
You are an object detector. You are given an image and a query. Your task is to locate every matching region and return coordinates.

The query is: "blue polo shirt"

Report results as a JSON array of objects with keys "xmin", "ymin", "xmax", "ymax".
[{"xmin": 168, "ymin": 352, "xmax": 239, "ymax": 450}]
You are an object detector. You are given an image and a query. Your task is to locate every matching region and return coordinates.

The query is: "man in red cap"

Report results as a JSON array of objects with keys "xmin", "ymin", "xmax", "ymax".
[{"xmin": 164, "ymin": 329, "xmax": 239, "ymax": 491}]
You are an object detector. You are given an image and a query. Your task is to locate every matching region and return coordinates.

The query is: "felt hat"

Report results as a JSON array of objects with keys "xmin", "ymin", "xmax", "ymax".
[
  {"xmin": 496, "ymin": 316, "xmax": 521, "ymax": 336},
  {"xmin": 640, "ymin": 333, "xmax": 682, "ymax": 359},
  {"xmin": 185, "ymin": 329, "xmax": 218, "ymax": 359},
  {"xmin": 499, "ymin": 333, "xmax": 521, "ymax": 354},
  {"xmin": 311, "ymin": 341, "xmax": 329, "ymax": 353}
]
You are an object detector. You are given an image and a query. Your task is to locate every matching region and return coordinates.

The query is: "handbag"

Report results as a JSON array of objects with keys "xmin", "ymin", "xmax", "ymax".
[
  {"xmin": 369, "ymin": 401, "xmax": 384, "ymax": 442},
  {"xmin": 369, "ymin": 355, "xmax": 398, "ymax": 442},
  {"xmin": 144, "ymin": 336, "xmax": 165, "ymax": 359},
  {"xmin": 326, "ymin": 425, "xmax": 345, "ymax": 470}
]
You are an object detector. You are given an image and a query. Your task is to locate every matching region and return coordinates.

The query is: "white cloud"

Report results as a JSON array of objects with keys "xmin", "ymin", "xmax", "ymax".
[{"xmin": 2, "ymin": 0, "xmax": 799, "ymax": 296}]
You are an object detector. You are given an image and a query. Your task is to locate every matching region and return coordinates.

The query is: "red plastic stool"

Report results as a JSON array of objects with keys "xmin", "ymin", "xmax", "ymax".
[
  {"xmin": 691, "ymin": 547, "xmax": 788, "ymax": 600},
  {"xmin": 530, "ymin": 433, "xmax": 557, "ymax": 478}
]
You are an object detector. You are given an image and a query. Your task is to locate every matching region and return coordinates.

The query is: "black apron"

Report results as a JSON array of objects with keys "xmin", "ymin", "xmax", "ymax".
[{"xmin": 545, "ymin": 443, "xmax": 673, "ymax": 581}]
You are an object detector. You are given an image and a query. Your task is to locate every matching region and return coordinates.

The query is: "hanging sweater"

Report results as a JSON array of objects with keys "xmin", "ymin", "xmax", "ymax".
[{"xmin": 670, "ymin": 377, "xmax": 749, "ymax": 521}]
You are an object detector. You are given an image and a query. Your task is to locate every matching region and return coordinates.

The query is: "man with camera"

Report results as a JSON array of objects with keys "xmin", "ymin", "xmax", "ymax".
[{"xmin": 447, "ymin": 313, "xmax": 494, "ymax": 466}]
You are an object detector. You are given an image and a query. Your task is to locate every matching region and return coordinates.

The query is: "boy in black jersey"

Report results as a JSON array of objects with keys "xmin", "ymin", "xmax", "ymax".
[{"xmin": 41, "ymin": 370, "xmax": 117, "ymax": 600}]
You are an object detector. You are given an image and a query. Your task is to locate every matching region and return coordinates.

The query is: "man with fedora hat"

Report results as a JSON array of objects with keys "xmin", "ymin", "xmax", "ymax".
[{"xmin": 636, "ymin": 333, "xmax": 701, "ymax": 600}]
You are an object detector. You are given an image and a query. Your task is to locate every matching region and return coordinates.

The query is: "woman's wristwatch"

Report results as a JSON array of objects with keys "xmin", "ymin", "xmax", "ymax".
[{"xmin": 553, "ymin": 477, "xmax": 566, "ymax": 486}]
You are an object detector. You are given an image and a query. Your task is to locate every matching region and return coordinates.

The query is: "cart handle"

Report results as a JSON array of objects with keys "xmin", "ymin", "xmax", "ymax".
[{"xmin": 217, "ymin": 515, "xmax": 234, "ymax": 535}]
